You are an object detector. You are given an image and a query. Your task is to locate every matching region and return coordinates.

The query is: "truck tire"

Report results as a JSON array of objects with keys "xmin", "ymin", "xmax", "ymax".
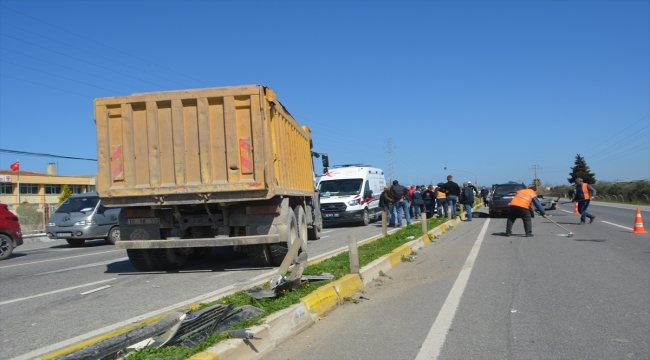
[
  {"xmin": 149, "ymin": 249, "xmax": 188, "ymax": 270},
  {"xmin": 270, "ymin": 211, "xmax": 300, "ymax": 266},
  {"xmin": 105, "ymin": 226, "xmax": 120, "ymax": 245},
  {"xmin": 126, "ymin": 249, "xmax": 157, "ymax": 271},
  {"xmin": 0, "ymin": 234, "xmax": 14, "ymax": 260},
  {"xmin": 294, "ymin": 206, "xmax": 308, "ymax": 244},
  {"xmin": 246, "ymin": 244, "xmax": 273, "ymax": 266},
  {"xmin": 66, "ymin": 239, "xmax": 85, "ymax": 247},
  {"xmin": 308, "ymin": 223, "xmax": 321, "ymax": 240}
]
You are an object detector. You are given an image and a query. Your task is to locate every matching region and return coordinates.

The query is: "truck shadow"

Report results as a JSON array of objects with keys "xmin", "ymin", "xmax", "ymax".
[{"xmin": 105, "ymin": 247, "xmax": 253, "ymax": 274}]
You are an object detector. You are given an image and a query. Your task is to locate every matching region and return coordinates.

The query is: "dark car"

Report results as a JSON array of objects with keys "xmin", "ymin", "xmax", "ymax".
[
  {"xmin": 0, "ymin": 203, "xmax": 23, "ymax": 260},
  {"xmin": 489, "ymin": 182, "xmax": 526, "ymax": 217}
]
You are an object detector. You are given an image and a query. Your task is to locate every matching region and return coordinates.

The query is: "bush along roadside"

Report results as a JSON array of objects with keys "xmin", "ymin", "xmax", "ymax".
[{"xmin": 126, "ymin": 216, "xmax": 447, "ymax": 360}]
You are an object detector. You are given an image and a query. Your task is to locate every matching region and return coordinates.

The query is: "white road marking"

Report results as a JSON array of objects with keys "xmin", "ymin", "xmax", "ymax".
[
  {"xmin": 36, "ymin": 257, "xmax": 129, "ymax": 275},
  {"xmin": 561, "ymin": 210, "xmax": 574, "ymax": 213},
  {"xmin": 319, "ymin": 235, "xmax": 330, "ymax": 239},
  {"xmin": 80, "ymin": 285, "xmax": 112, "ymax": 295},
  {"xmin": 601, "ymin": 221, "xmax": 633, "ymax": 231},
  {"xmin": 320, "ymin": 230, "xmax": 334, "ymax": 234},
  {"xmin": 416, "ymin": 219, "xmax": 491, "ymax": 360},
  {"xmin": 0, "ymin": 250, "xmax": 123, "ymax": 269},
  {"xmin": 0, "ymin": 278, "xmax": 117, "ymax": 306}
]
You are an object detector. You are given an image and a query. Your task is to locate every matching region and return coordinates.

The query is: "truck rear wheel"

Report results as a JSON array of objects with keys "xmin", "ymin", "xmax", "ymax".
[
  {"xmin": 308, "ymin": 223, "xmax": 321, "ymax": 240},
  {"xmin": 246, "ymin": 244, "xmax": 273, "ymax": 266},
  {"xmin": 270, "ymin": 210, "xmax": 302, "ymax": 266},
  {"xmin": 149, "ymin": 249, "xmax": 188, "ymax": 270},
  {"xmin": 126, "ymin": 249, "xmax": 156, "ymax": 271}
]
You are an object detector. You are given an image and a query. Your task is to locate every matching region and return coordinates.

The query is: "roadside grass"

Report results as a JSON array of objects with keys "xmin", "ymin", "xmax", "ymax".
[{"xmin": 127, "ymin": 216, "xmax": 447, "ymax": 360}]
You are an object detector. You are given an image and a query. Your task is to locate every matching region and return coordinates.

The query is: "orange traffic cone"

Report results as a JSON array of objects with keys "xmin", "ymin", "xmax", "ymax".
[
  {"xmin": 630, "ymin": 208, "xmax": 648, "ymax": 234},
  {"xmin": 573, "ymin": 202, "xmax": 580, "ymax": 214}
]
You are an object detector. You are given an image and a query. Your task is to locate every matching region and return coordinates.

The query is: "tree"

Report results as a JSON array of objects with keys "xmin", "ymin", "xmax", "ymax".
[
  {"xmin": 58, "ymin": 184, "xmax": 73, "ymax": 205},
  {"xmin": 568, "ymin": 154, "xmax": 596, "ymax": 184},
  {"xmin": 532, "ymin": 178, "xmax": 542, "ymax": 189}
]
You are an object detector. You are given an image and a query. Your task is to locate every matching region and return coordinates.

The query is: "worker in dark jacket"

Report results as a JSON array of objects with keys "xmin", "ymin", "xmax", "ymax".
[
  {"xmin": 572, "ymin": 178, "xmax": 597, "ymax": 224},
  {"xmin": 390, "ymin": 180, "xmax": 411, "ymax": 227},
  {"xmin": 459, "ymin": 182, "xmax": 475, "ymax": 221},
  {"xmin": 423, "ymin": 185, "xmax": 436, "ymax": 219},
  {"xmin": 480, "ymin": 186, "xmax": 490, "ymax": 207},
  {"xmin": 411, "ymin": 186, "xmax": 425, "ymax": 219},
  {"xmin": 505, "ymin": 185, "xmax": 547, "ymax": 237},
  {"xmin": 441, "ymin": 175, "xmax": 461, "ymax": 219},
  {"xmin": 380, "ymin": 186, "xmax": 395, "ymax": 226}
]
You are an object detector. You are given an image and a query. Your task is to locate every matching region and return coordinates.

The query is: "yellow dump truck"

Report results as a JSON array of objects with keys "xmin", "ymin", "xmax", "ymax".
[{"xmin": 94, "ymin": 85, "xmax": 323, "ymax": 270}]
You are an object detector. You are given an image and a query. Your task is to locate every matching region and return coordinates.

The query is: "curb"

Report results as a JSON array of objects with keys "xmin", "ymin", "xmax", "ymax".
[
  {"xmin": 188, "ymin": 206, "xmax": 480, "ymax": 360},
  {"xmin": 40, "ymin": 202, "xmax": 481, "ymax": 359}
]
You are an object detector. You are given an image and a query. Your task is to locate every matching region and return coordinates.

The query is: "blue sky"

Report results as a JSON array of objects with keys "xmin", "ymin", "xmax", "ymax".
[{"xmin": 0, "ymin": 0, "xmax": 648, "ymax": 187}]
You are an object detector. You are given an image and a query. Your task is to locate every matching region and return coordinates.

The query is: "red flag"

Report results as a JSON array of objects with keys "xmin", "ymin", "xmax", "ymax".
[{"xmin": 10, "ymin": 161, "xmax": 19, "ymax": 171}]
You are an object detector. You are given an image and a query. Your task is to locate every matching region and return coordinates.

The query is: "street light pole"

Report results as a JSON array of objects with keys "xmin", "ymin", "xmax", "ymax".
[{"xmin": 444, "ymin": 167, "xmax": 478, "ymax": 185}]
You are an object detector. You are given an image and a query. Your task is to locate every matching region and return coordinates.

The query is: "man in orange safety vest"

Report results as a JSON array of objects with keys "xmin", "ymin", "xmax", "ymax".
[
  {"xmin": 572, "ymin": 178, "xmax": 597, "ymax": 224},
  {"xmin": 505, "ymin": 185, "xmax": 547, "ymax": 237}
]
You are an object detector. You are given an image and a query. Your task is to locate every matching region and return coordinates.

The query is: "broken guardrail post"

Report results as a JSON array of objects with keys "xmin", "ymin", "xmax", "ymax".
[
  {"xmin": 348, "ymin": 235, "xmax": 359, "ymax": 274},
  {"xmin": 382, "ymin": 210, "xmax": 387, "ymax": 236}
]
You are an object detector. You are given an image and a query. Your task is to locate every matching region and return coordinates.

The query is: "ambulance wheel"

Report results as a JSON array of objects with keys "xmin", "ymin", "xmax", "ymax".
[{"xmin": 359, "ymin": 209, "xmax": 370, "ymax": 226}]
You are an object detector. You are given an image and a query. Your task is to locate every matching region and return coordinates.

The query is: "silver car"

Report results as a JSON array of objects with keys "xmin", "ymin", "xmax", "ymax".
[{"xmin": 46, "ymin": 192, "xmax": 121, "ymax": 247}]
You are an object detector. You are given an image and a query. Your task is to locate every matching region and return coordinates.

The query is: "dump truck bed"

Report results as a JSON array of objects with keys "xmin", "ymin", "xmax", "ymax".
[{"xmin": 94, "ymin": 85, "xmax": 314, "ymax": 206}]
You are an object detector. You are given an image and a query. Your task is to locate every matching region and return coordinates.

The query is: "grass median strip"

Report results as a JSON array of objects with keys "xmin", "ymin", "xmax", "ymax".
[{"xmin": 128, "ymin": 217, "xmax": 447, "ymax": 360}]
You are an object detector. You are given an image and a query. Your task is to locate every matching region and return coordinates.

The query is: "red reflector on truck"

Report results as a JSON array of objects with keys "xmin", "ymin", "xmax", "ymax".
[
  {"xmin": 124, "ymin": 208, "xmax": 155, "ymax": 217},
  {"xmin": 246, "ymin": 205, "xmax": 280, "ymax": 215}
]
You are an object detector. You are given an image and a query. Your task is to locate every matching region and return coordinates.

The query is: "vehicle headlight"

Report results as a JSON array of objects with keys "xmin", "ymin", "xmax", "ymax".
[
  {"xmin": 48, "ymin": 222, "xmax": 56, "ymax": 227},
  {"xmin": 74, "ymin": 220, "xmax": 96, "ymax": 226},
  {"xmin": 348, "ymin": 198, "xmax": 361, "ymax": 206}
]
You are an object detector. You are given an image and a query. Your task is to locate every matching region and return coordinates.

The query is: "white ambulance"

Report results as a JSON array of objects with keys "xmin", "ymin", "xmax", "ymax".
[{"xmin": 317, "ymin": 165, "xmax": 386, "ymax": 226}]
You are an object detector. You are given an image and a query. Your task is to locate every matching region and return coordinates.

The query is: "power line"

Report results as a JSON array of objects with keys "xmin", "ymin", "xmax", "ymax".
[
  {"xmin": 1, "ymin": 21, "xmax": 192, "ymax": 88},
  {"xmin": 0, "ymin": 73, "xmax": 93, "ymax": 98},
  {"xmin": 0, "ymin": 5, "xmax": 211, "ymax": 86},
  {"xmin": 1, "ymin": 60, "xmax": 122, "ymax": 94},
  {"xmin": 0, "ymin": 47, "xmax": 149, "ymax": 91},
  {"xmin": 0, "ymin": 149, "xmax": 97, "ymax": 161},
  {"xmin": 0, "ymin": 33, "xmax": 171, "ymax": 89}
]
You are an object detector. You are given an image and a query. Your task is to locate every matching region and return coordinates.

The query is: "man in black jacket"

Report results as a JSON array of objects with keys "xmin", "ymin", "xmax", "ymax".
[
  {"xmin": 459, "ymin": 182, "xmax": 475, "ymax": 221},
  {"xmin": 390, "ymin": 180, "xmax": 411, "ymax": 227},
  {"xmin": 441, "ymin": 175, "xmax": 461, "ymax": 219}
]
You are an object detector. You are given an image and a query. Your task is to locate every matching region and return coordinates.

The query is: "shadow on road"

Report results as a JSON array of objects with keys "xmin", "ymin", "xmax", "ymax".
[{"xmin": 105, "ymin": 247, "xmax": 251, "ymax": 275}]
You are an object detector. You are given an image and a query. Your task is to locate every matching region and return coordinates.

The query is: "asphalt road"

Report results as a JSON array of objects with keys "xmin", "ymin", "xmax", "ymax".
[
  {"xmin": 0, "ymin": 215, "xmax": 403, "ymax": 360},
  {"xmin": 264, "ymin": 201, "xmax": 650, "ymax": 360}
]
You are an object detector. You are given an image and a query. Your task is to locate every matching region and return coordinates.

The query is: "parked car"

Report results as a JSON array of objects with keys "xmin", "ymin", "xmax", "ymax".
[
  {"xmin": 0, "ymin": 203, "xmax": 23, "ymax": 260},
  {"xmin": 489, "ymin": 182, "xmax": 526, "ymax": 217},
  {"xmin": 46, "ymin": 192, "xmax": 121, "ymax": 247}
]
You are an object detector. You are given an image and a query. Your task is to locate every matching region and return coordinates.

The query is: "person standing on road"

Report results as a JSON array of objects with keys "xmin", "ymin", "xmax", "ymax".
[
  {"xmin": 423, "ymin": 185, "xmax": 436, "ymax": 219},
  {"xmin": 441, "ymin": 175, "xmax": 461, "ymax": 219},
  {"xmin": 459, "ymin": 182, "xmax": 475, "ymax": 221},
  {"xmin": 435, "ymin": 182, "xmax": 448, "ymax": 218},
  {"xmin": 505, "ymin": 185, "xmax": 547, "ymax": 237},
  {"xmin": 390, "ymin": 180, "xmax": 411, "ymax": 227},
  {"xmin": 380, "ymin": 186, "xmax": 395, "ymax": 226},
  {"xmin": 572, "ymin": 178, "xmax": 597, "ymax": 224},
  {"xmin": 411, "ymin": 186, "xmax": 425, "ymax": 219},
  {"xmin": 480, "ymin": 186, "xmax": 490, "ymax": 207}
]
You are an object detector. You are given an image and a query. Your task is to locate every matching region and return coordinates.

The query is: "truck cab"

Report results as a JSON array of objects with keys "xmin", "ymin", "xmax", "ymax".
[{"xmin": 317, "ymin": 165, "xmax": 385, "ymax": 226}]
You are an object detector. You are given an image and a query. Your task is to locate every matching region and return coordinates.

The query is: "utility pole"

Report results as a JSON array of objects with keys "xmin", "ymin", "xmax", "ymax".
[
  {"xmin": 384, "ymin": 138, "xmax": 394, "ymax": 184},
  {"xmin": 529, "ymin": 165, "xmax": 543, "ymax": 187}
]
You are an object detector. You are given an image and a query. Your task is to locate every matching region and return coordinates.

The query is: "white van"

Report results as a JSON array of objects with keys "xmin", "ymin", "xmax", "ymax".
[{"xmin": 317, "ymin": 165, "xmax": 386, "ymax": 226}]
